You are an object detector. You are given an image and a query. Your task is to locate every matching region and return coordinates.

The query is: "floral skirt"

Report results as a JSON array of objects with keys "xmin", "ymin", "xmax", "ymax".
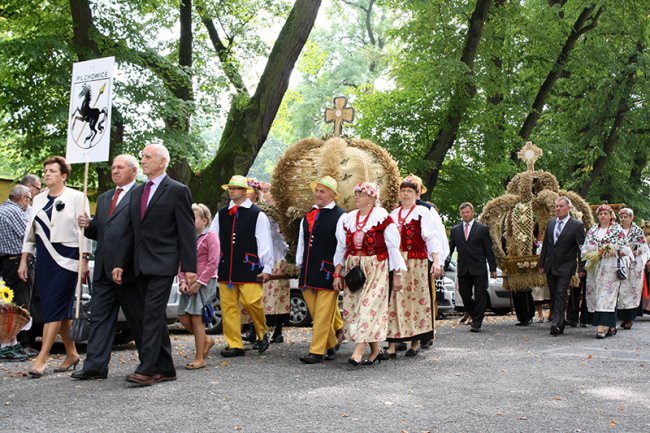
[
  {"xmin": 387, "ymin": 255, "xmax": 433, "ymax": 341},
  {"xmin": 342, "ymin": 255, "xmax": 389, "ymax": 343}
]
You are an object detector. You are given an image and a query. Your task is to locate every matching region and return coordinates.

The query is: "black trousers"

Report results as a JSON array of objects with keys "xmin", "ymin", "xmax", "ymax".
[
  {"xmin": 513, "ymin": 289, "xmax": 535, "ymax": 324},
  {"xmin": 566, "ymin": 275, "xmax": 591, "ymax": 325},
  {"xmin": 1, "ymin": 255, "xmax": 33, "ymax": 343},
  {"xmin": 136, "ymin": 275, "xmax": 175, "ymax": 377},
  {"xmin": 458, "ymin": 273, "xmax": 488, "ymax": 328},
  {"xmin": 83, "ymin": 277, "xmax": 143, "ymax": 375},
  {"xmin": 547, "ymin": 272, "xmax": 572, "ymax": 330}
]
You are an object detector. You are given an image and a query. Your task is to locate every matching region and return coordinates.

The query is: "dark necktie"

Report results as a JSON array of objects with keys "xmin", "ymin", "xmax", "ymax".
[
  {"xmin": 108, "ymin": 187, "xmax": 123, "ymax": 217},
  {"xmin": 140, "ymin": 181, "xmax": 154, "ymax": 219}
]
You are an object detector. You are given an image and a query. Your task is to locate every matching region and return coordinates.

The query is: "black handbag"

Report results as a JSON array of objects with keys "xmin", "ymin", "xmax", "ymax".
[
  {"xmin": 69, "ymin": 300, "xmax": 91, "ymax": 343},
  {"xmin": 344, "ymin": 265, "xmax": 366, "ymax": 293},
  {"xmin": 616, "ymin": 257, "xmax": 627, "ymax": 280}
]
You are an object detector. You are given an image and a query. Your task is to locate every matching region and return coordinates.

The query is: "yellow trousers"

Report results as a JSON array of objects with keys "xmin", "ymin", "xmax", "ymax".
[
  {"xmin": 333, "ymin": 302, "xmax": 343, "ymax": 332},
  {"xmin": 302, "ymin": 288, "xmax": 339, "ymax": 356},
  {"xmin": 219, "ymin": 282, "xmax": 268, "ymax": 349}
]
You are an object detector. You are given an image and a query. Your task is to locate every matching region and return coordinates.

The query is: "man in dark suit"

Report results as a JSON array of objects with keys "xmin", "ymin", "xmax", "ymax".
[
  {"xmin": 73, "ymin": 155, "xmax": 142, "ymax": 380},
  {"xmin": 537, "ymin": 196, "xmax": 586, "ymax": 336},
  {"xmin": 449, "ymin": 202, "xmax": 497, "ymax": 332},
  {"xmin": 113, "ymin": 144, "xmax": 197, "ymax": 386}
]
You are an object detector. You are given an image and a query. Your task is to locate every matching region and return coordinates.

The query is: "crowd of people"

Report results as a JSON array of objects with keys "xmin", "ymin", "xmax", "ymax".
[{"xmin": 0, "ymin": 144, "xmax": 649, "ymax": 385}]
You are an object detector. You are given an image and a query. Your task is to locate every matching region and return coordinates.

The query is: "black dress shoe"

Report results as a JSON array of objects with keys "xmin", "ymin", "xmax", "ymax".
[
  {"xmin": 71, "ymin": 369, "xmax": 107, "ymax": 380},
  {"xmin": 324, "ymin": 349, "xmax": 336, "ymax": 361},
  {"xmin": 271, "ymin": 333, "xmax": 284, "ymax": 344},
  {"xmin": 362, "ymin": 356, "xmax": 381, "ymax": 365},
  {"xmin": 405, "ymin": 347, "xmax": 421, "ymax": 357},
  {"xmin": 377, "ymin": 350, "xmax": 392, "ymax": 361},
  {"xmin": 470, "ymin": 326, "xmax": 481, "ymax": 333},
  {"xmin": 220, "ymin": 347, "xmax": 246, "ymax": 357},
  {"xmin": 299, "ymin": 353, "xmax": 324, "ymax": 364},
  {"xmin": 566, "ymin": 320, "xmax": 578, "ymax": 328},
  {"xmin": 420, "ymin": 339, "xmax": 433, "ymax": 349},
  {"xmin": 549, "ymin": 326, "xmax": 564, "ymax": 336},
  {"xmin": 257, "ymin": 333, "xmax": 270, "ymax": 354},
  {"xmin": 347, "ymin": 357, "xmax": 362, "ymax": 366}
]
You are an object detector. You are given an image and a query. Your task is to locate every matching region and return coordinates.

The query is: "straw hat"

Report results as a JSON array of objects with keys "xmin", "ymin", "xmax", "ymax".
[
  {"xmin": 309, "ymin": 176, "xmax": 339, "ymax": 197},
  {"xmin": 402, "ymin": 173, "xmax": 427, "ymax": 194},
  {"xmin": 221, "ymin": 175, "xmax": 252, "ymax": 191}
]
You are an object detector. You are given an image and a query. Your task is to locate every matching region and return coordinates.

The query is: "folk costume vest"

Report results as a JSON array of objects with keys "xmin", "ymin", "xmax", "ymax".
[
  {"xmin": 345, "ymin": 216, "xmax": 394, "ymax": 261},
  {"xmin": 299, "ymin": 205, "xmax": 345, "ymax": 290},
  {"xmin": 399, "ymin": 217, "xmax": 428, "ymax": 260},
  {"xmin": 218, "ymin": 204, "xmax": 262, "ymax": 285}
]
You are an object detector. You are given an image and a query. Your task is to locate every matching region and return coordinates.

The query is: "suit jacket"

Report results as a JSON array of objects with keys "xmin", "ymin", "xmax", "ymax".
[
  {"xmin": 537, "ymin": 217, "xmax": 585, "ymax": 277},
  {"xmin": 23, "ymin": 186, "xmax": 92, "ymax": 254},
  {"xmin": 116, "ymin": 175, "xmax": 197, "ymax": 277},
  {"xmin": 85, "ymin": 186, "xmax": 136, "ymax": 284},
  {"xmin": 448, "ymin": 220, "xmax": 497, "ymax": 277}
]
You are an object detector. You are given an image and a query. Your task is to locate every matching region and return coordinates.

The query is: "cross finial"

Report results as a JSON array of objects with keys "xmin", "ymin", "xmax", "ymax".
[
  {"xmin": 324, "ymin": 96, "xmax": 355, "ymax": 137},
  {"xmin": 517, "ymin": 141, "xmax": 543, "ymax": 171}
]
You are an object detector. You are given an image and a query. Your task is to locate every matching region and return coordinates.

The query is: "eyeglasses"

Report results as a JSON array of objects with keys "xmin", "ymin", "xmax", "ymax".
[{"xmin": 25, "ymin": 196, "xmax": 33, "ymax": 202}]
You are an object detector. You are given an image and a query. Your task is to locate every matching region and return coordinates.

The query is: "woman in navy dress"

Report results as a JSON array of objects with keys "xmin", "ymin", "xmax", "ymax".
[{"xmin": 18, "ymin": 156, "xmax": 91, "ymax": 377}]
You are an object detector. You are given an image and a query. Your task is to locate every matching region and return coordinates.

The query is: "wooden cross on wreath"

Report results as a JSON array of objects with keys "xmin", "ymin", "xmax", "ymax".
[
  {"xmin": 324, "ymin": 96, "xmax": 355, "ymax": 137},
  {"xmin": 517, "ymin": 141, "xmax": 543, "ymax": 171}
]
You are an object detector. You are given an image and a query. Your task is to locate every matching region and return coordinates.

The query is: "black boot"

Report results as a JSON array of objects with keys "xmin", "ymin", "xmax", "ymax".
[{"xmin": 271, "ymin": 323, "xmax": 284, "ymax": 343}]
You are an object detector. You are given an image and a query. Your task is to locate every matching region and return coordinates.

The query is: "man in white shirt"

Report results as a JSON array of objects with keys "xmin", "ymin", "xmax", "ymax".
[{"xmin": 211, "ymin": 175, "xmax": 273, "ymax": 357}]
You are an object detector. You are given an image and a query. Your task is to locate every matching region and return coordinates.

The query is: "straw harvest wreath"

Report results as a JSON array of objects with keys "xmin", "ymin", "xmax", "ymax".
[
  {"xmin": 270, "ymin": 136, "xmax": 401, "ymax": 255},
  {"xmin": 479, "ymin": 169, "xmax": 594, "ymax": 291}
]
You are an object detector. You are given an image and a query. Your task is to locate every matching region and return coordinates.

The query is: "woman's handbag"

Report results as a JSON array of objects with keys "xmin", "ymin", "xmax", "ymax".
[
  {"xmin": 202, "ymin": 302, "xmax": 215, "ymax": 326},
  {"xmin": 344, "ymin": 265, "xmax": 366, "ymax": 293},
  {"xmin": 616, "ymin": 257, "xmax": 628, "ymax": 280},
  {"xmin": 69, "ymin": 300, "xmax": 91, "ymax": 343}
]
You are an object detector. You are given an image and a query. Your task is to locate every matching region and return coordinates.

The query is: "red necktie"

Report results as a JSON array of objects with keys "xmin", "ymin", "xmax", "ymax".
[
  {"xmin": 140, "ymin": 181, "xmax": 154, "ymax": 219},
  {"xmin": 464, "ymin": 223, "xmax": 470, "ymax": 240},
  {"xmin": 108, "ymin": 187, "xmax": 123, "ymax": 217},
  {"xmin": 306, "ymin": 208, "xmax": 320, "ymax": 232},
  {"xmin": 228, "ymin": 205, "xmax": 239, "ymax": 217}
]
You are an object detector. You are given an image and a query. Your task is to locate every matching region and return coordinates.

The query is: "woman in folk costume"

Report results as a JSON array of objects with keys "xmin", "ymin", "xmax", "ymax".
[
  {"xmin": 616, "ymin": 208, "xmax": 649, "ymax": 329},
  {"xmin": 385, "ymin": 176, "xmax": 442, "ymax": 358},
  {"xmin": 581, "ymin": 204, "xmax": 632, "ymax": 339},
  {"xmin": 333, "ymin": 182, "xmax": 407, "ymax": 365}
]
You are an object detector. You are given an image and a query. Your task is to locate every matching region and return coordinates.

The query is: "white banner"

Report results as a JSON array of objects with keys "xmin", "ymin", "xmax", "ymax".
[{"xmin": 66, "ymin": 56, "xmax": 115, "ymax": 164}]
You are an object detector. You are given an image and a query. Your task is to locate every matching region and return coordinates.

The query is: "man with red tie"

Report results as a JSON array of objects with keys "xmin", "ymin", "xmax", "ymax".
[
  {"xmin": 210, "ymin": 175, "xmax": 273, "ymax": 357},
  {"xmin": 296, "ymin": 176, "xmax": 346, "ymax": 364},
  {"xmin": 74, "ymin": 155, "xmax": 142, "ymax": 380},
  {"xmin": 448, "ymin": 202, "xmax": 497, "ymax": 333},
  {"xmin": 113, "ymin": 144, "xmax": 197, "ymax": 386}
]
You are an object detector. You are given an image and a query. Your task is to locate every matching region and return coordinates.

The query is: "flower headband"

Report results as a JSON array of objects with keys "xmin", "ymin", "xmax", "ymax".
[
  {"xmin": 401, "ymin": 175, "xmax": 422, "ymax": 193},
  {"xmin": 596, "ymin": 204, "xmax": 614, "ymax": 215},
  {"xmin": 619, "ymin": 207, "xmax": 633, "ymax": 218},
  {"xmin": 354, "ymin": 182, "xmax": 379, "ymax": 198},
  {"xmin": 247, "ymin": 178, "xmax": 262, "ymax": 191}
]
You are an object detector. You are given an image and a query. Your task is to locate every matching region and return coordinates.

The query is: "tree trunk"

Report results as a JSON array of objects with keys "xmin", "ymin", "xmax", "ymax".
[
  {"xmin": 421, "ymin": 0, "xmax": 493, "ymax": 192},
  {"xmin": 578, "ymin": 41, "xmax": 643, "ymax": 198},
  {"xmin": 516, "ymin": 4, "xmax": 602, "ymax": 146},
  {"xmin": 166, "ymin": 0, "xmax": 194, "ymax": 184},
  {"xmin": 190, "ymin": 0, "xmax": 322, "ymax": 211}
]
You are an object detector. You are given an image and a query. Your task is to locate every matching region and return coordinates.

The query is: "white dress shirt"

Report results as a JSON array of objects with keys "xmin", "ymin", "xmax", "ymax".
[
  {"xmin": 390, "ymin": 205, "xmax": 442, "ymax": 261},
  {"xmin": 144, "ymin": 173, "xmax": 167, "ymax": 208}
]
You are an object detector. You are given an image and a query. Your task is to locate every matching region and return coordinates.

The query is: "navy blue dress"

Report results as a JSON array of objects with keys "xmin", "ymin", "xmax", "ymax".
[{"xmin": 34, "ymin": 196, "xmax": 79, "ymax": 323}]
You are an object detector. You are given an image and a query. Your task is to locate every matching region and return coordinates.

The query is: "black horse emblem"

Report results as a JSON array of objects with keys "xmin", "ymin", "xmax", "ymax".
[{"xmin": 70, "ymin": 83, "xmax": 108, "ymax": 145}]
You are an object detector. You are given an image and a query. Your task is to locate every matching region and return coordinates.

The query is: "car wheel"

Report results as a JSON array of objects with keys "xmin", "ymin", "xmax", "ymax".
[
  {"xmin": 112, "ymin": 329, "xmax": 133, "ymax": 346},
  {"xmin": 289, "ymin": 289, "xmax": 312, "ymax": 327},
  {"xmin": 205, "ymin": 293, "xmax": 222, "ymax": 335}
]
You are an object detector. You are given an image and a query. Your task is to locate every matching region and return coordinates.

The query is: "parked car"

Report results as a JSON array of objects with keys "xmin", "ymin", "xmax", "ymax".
[{"xmin": 445, "ymin": 260, "xmax": 513, "ymax": 315}]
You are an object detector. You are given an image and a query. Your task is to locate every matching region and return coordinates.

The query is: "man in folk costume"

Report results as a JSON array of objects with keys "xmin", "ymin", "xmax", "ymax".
[
  {"xmin": 407, "ymin": 174, "xmax": 448, "ymax": 348},
  {"xmin": 385, "ymin": 177, "xmax": 443, "ymax": 358},
  {"xmin": 210, "ymin": 175, "xmax": 273, "ymax": 357},
  {"xmin": 296, "ymin": 176, "xmax": 346, "ymax": 364}
]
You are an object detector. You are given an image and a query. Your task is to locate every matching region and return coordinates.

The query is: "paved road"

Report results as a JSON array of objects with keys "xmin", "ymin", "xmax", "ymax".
[{"xmin": 2, "ymin": 314, "xmax": 649, "ymax": 433}]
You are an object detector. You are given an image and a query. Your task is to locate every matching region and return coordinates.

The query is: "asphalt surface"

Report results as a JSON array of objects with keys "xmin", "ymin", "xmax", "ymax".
[{"xmin": 2, "ymin": 314, "xmax": 649, "ymax": 433}]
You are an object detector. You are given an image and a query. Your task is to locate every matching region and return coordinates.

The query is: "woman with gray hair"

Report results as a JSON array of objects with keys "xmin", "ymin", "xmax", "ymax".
[{"xmin": 616, "ymin": 208, "xmax": 649, "ymax": 329}]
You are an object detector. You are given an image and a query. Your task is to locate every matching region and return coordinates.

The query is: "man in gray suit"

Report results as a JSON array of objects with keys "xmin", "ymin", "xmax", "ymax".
[
  {"xmin": 72, "ymin": 155, "xmax": 142, "ymax": 379},
  {"xmin": 537, "ymin": 196, "xmax": 586, "ymax": 336}
]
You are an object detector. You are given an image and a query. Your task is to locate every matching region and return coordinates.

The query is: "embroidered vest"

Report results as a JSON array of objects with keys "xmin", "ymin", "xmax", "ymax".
[
  {"xmin": 217, "ymin": 205, "xmax": 262, "ymax": 284},
  {"xmin": 345, "ymin": 216, "xmax": 394, "ymax": 261},
  {"xmin": 299, "ymin": 206, "xmax": 345, "ymax": 290},
  {"xmin": 400, "ymin": 217, "xmax": 428, "ymax": 259}
]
